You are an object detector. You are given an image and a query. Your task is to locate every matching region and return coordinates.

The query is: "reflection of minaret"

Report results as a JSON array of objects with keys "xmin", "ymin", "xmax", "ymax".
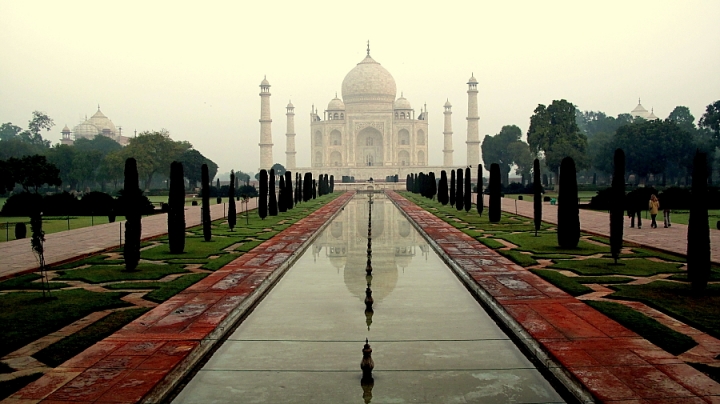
[
  {"xmin": 285, "ymin": 101, "xmax": 296, "ymax": 169},
  {"xmin": 259, "ymin": 76, "xmax": 273, "ymax": 171},
  {"xmin": 466, "ymin": 74, "xmax": 480, "ymax": 167},
  {"xmin": 443, "ymin": 99, "xmax": 453, "ymax": 167}
]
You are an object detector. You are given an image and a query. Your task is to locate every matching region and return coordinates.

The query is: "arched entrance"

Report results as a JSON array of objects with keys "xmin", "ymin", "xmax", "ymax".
[{"xmin": 356, "ymin": 127, "xmax": 383, "ymax": 167}]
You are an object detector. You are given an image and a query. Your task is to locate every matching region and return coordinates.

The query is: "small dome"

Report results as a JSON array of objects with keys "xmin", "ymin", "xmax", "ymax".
[
  {"xmin": 647, "ymin": 109, "xmax": 659, "ymax": 120},
  {"xmin": 341, "ymin": 55, "xmax": 396, "ymax": 105},
  {"xmin": 260, "ymin": 76, "xmax": 270, "ymax": 86},
  {"xmin": 327, "ymin": 96, "xmax": 345, "ymax": 111},
  {"xmin": 61, "ymin": 125, "xmax": 71, "ymax": 133},
  {"xmin": 444, "ymin": 99, "xmax": 452, "ymax": 108},
  {"xmin": 394, "ymin": 95, "xmax": 412, "ymax": 110},
  {"xmin": 73, "ymin": 120, "xmax": 100, "ymax": 139},
  {"xmin": 468, "ymin": 74, "xmax": 478, "ymax": 84},
  {"xmin": 631, "ymin": 99, "xmax": 649, "ymax": 118},
  {"xmin": 287, "ymin": 100, "xmax": 294, "ymax": 108},
  {"xmin": 88, "ymin": 108, "xmax": 117, "ymax": 136}
]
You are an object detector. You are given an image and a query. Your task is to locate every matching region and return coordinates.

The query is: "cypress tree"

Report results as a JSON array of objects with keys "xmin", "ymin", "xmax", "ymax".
[
  {"xmin": 688, "ymin": 150, "xmax": 710, "ymax": 293},
  {"xmin": 429, "ymin": 172, "xmax": 437, "ymax": 200},
  {"xmin": 330, "ymin": 175, "xmax": 334, "ymax": 192},
  {"xmin": 278, "ymin": 175, "xmax": 286, "ymax": 213},
  {"xmin": 489, "ymin": 163, "xmax": 501, "ymax": 222},
  {"xmin": 477, "ymin": 164, "xmax": 484, "ymax": 216},
  {"xmin": 533, "ymin": 159, "xmax": 542, "ymax": 236},
  {"xmin": 228, "ymin": 170, "xmax": 237, "ymax": 230},
  {"xmin": 557, "ymin": 157, "xmax": 580, "ymax": 248},
  {"xmin": 294, "ymin": 172, "xmax": 300, "ymax": 204},
  {"xmin": 216, "ymin": 178, "xmax": 221, "ymax": 204},
  {"xmin": 303, "ymin": 172, "xmax": 312, "ymax": 202},
  {"xmin": 610, "ymin": 149, "xmax": 625, "ymax": 263},
  {"xmin": 406, "ymin": 174, "xmax": 411, "ymax": 191},
  {"xmin": 269, "ymin": 168, "xmax": 278, "ymax": 216},
  {"xmin": 124, "ymin": 158, "xmax": 142, "ymax": 270},
  {"xmin": 464, "ymin": 167, "xmax": 471, "ymax": 212},
  {"xmin": 456, "ymin": 168, "xmax": 464, "ymax": 211},
  {"xmin": 439, "ymin": 170, "xmax": 448, "ymax": 205},
  {"xmin": 285, "ymin": 171, "xmax": 293, "ymax": 210},
  {"xmin": 312, "ymin": 179, "xmax": 317, "ymax": 199},
  {"xmin": 201, "ymin": 164, "xmax": 212, "ymax": 241},
  {"xmin": 168, "ymin": 161, "xmax": 185, "ymax": 253},
  {"xmin": 450, "ymin": 170, "xmax": 456, "ymax": 206},
  {"xmin": 259, "ymin": 169, "xmax": 268, "ymax": 219}
]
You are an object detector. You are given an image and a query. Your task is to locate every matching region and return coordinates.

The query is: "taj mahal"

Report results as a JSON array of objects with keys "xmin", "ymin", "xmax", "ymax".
[{"xmin": 259, "ymin": 46, "xmax": 480, "ymax": 180}]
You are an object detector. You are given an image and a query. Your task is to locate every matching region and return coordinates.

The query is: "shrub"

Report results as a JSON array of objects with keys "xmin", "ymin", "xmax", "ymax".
[
  {"xmin": 557, "ymin": 157, "xmax": 580, "ymax": 248},
  {"xmin": 464, "ymin": 167, "xmax": 471, "ymax": 212},
  {"xmin": 0, "ymin": 192, "xmax": 42, "ymax": 216},
  {"xmin": 268, "ymin": 169, "xmax": 278, "ymax": 216},
  {"xmin": 201, "ymin": 163, "xmax": 211, "ymax": 241},
  {"xmin": 477, "ymin": 164, "xmax": 483, "ymax": 215},
  {"xmin": 489, "ymin": 163, "xmax": 501, "ymax": 222},
  {"xmin": 449, "ymin": 170, "xmax": 455, "ymax": 207},
  {"xmin": 168, "ymin": 161, "xmax": 185, "ymax": 253},
  {"xmin": 80, "ymin": 191, "xmax": 115, "ymax": 216},
  {"xmin": 456, "ymin": 168, "xmax": 464, "ymax": 211},
  {"xmin": 123, "ymin": 158, "xmax": 142, "ymax": 271},
  {"xmin": 259, "ymin": 169, "xmax": 268, "ymax": 219},
  {"xmin": 15, "ymin": 222, "xmax": 27, "ymax": 239},
  {"xmin": 42, "ymin": 192, "xmax": 79, "ymax": 216}
]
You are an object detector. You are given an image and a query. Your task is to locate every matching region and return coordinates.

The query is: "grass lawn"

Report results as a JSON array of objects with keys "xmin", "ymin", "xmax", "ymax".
[
  {"xmin": 104, "ymin": 273, "xmax": 208, "ymax": 303},
  {"xmin": 585, "ymin": 300, "xmax": 697, "ymax": 355},
  {"xmin": 494, "ymin": 232, "xmax": 609, "ymax": 255},
  {"xmin": 0, "ymin": 216, "xmax": 128, "ymax": 243},
  {"xmin": 32, "ymin": 308, "xmax": 150, "ymax": 367},
  {"xmin": 0, "ymin": 289, "xmax": 132, "ymax": 357},
  {"xmin": 550, "ymin": 258, "xmax": 684, "ymax": 277},
  {"xmin": 0, "ymin": 274, "xmax": 69, "ymax": 290},
  {"xmin": 531, "ymin": 269, "xmax": 593, "ymax": 296},
  {"xmin": 55, "ymin": 263, "xmax": 188, "ymax": 283}
]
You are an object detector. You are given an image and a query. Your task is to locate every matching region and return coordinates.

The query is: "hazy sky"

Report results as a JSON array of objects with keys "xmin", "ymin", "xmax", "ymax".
[{"xmin": 2, "ymin": 1, "xmax": 719, "ymax": 176}]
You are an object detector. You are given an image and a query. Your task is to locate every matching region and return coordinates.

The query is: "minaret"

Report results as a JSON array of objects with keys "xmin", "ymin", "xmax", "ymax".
[
  {"xmin": 285, "ymin": 100, "xmax": 296, "ymax": 169},
  {"xmin": 259, "ymin": 76, "xmax": 273, "ymax": 171},
  {"xmin": 443, "ymin": 99, "xmax": 453, "ymax": 167},
  {"xmin": 466, "ymin": 74, "xmax": 480, "ymax": 167}
]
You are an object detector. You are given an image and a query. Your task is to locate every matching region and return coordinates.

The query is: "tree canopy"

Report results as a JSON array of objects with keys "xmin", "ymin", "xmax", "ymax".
[
  {"xmin": 699, "ymin": 100, "xmax": 720, "ymax": 139},
  {"xmin": 527, "ymin": 100, "xmax": 588, "ymax": 177},
  {"xmin": 481, "ymin": 125, "xmax": 532, "ymax": 186},
  {"xmin": 179, "ymin": 148, "xmax": 218, "ymax": 189}
]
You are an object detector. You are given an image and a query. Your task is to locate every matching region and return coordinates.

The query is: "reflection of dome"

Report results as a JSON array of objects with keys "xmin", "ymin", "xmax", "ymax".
[
  {"xmin": 394, "ymin": 96, "xmax": 411, "ymax": 110},
  {"xmin": 356, "ymin": 201, "xmax": 384, "ymax": 239},
  {"xmin": 344, "ymin": 256, "xmax": 397, "ymax": 303},
  {"xmin": 73, "ymin": 121, "xmax": 100, "ymax": 139},
  {"xmin": 327, "ymin": 97, "xmax": 345, "ymax": 111},
  {"xmin": 341, "ymin": 55, "xmax": 396, "ymax": 105}
]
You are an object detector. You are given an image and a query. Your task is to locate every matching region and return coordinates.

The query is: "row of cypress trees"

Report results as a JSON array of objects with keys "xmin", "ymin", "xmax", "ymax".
[{"xmin": 257, "ymin": 170, "xmax": 334, "ymax": 220}]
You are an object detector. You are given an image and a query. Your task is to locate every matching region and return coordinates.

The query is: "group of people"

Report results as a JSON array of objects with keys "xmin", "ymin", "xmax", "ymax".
[{"xmin": 628, "ymin": 194, "xmax": 670, "ymax": 229}]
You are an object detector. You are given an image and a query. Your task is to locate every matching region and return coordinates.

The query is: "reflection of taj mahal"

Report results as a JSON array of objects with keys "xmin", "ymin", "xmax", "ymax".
[
  {"xmin": 259, "ymin": 45, "xmax": 481, "ymax": 179},
  {"xmin": 313, "ymin": 196, "xmax": 429, "ymax": 303}
]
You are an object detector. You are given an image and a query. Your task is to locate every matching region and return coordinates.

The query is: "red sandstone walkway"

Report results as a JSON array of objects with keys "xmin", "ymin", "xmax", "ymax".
[
  {"xmin": 490, "ymin": 194, "xmax": 720, "ymax": 264},
  {"xmin": 390, "ymin": 191, "xmax": 720, "ymax": 403},
  {"xmin": 8, "ymin": 192, "xmax": 354, "ymax": 404},
  {"xmin": 0, "ymin": 199, "xmax": 258, "ymax": 280}
]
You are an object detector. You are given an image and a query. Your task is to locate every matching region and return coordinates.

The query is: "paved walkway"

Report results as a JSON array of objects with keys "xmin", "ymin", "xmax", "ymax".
[
  {"xmin": 9, "ymin": 192, "xmax": 354, "ymax": 404},
  {"xmin": 489, "ymin": 194, "xmax": 720, "ymax": 263},
  {"xmin": 390, "ymin": 191, "xmax": 720, "ymax": 403},
  {"xmin": 0, "ymin": 199, "xmax": 258, "ymax": 280}
]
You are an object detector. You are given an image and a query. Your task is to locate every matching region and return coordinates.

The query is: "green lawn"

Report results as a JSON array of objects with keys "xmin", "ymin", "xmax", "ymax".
[{"xmin": 0, "ymin": 216, "xmax": 128, "ymax": 242}]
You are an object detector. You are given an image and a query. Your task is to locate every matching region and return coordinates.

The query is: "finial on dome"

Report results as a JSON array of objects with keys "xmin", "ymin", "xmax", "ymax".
[
  {"xmin": 335, "ymin": 92, "xmax": 338, "ymax": 98},
  {"xmin": 97, "ymin": 104, "xmax": 100, "ymax": 110},
  {"xmin": 367, "ymin": 40, "xmax": 370, "ymax": 56}
]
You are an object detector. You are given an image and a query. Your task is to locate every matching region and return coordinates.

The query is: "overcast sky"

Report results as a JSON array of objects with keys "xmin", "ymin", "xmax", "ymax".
[{"xmin": 2, "ymin": 1, "xmax": 719, "ymax": 176}]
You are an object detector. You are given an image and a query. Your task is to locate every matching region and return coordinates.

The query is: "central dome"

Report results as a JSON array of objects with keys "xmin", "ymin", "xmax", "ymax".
[{"xmin": 341, "ymin": 55, "xmax": 396, "ymax": 105}]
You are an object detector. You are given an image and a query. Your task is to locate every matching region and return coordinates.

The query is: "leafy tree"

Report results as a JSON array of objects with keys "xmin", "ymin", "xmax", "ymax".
[
  {"xmin": 0, "ymin": 137, "xmax": 46, "ymax": 160},
  {"xmin": 22, "ymin": 111, "xmax": 54, "ymax": 148},
  {"xmin": 0, "ymin": 123, "xmax": 23, "ymax": 141},
  {"xmin": 11, "ymin": 155, "xmax": 61, "ymax": 192},
  {"xmin": 688, "ymin": 150, "xmax": 710, "ymax": 293},
  {"xmin": 527, "ymin": 100, "xmax": 588, "ymax": 183},
  {"xmin": 271, "ymin": 163, "xmax": 286, "ymax": 179},
  {"xmin": 489, "ymin": 163, "xmax": 501, "ymax": 222},
  {"xmin": 0, "ymin": 159, "xmax": 15, "ymax": 193},
  {"xmin": 476, "ymin": 165, "xmax": 483, "ymax": 215},
  {"xmin": 123, "ymin": 158, "xmax": 142, "ymax": 271},
  {"xmin": 610, "ymin": 149, "xmax": 625, "ymax": 264},
  {"xmin": 482, "ymin": 125, "xmax": 530, "ymax": 186},
  {"xmin": 47, "ymin": 145, "xmax": 77, "ymax": 189},
  {"xmin": 178, "ymin": 148, "xmax": 217, "ymax": 189},
  {"xmin": 557, "ymin": 157, "xmax": 580, "ymax": 248},
  {"xmin": 168, "ymin": 161, "xmax": 186, "ymax": 252},
  {"xmin": 228, "ymin": 170, "xmax": 237, "ymax": 230},
  {"xmin": 455, "ymin": 168, "xmax": 464, "ymax": 211},
  {"xmin": 201, "ymin": 164, "xmax": 211, "ymax": 241},
  {"xmin": 73, "ymin": 136, "xmax": 122, "ymax": 156},
  {"xmin": 449, "ymin": 169, "xmax": 456, "ymax": 207},
  {"xmin": 699, "ymin": 100, "xmax": 720, "ymax": 139},
  {"xmin": 464, "ymin": 167, "xmax": 471, "ymax": 212},
  {"xmin": 285, "ymin": 171, "xmax": 293, "ymax": 210},
  {"xmin": 98, "ymin": 150, "xmax": 125, "ymax": 190},
  {"xmin": 234, "ymin": 170, "xmax": 251, "ymax": 184},
  {"xmin": 269, "ymin": 168, "xmax": 278, "ymax": 216},
  {"xmin": 124, "ymin": 131, "xmax": 191, "ymax": 190},
  {"xmin": 533, "ymin": 159, "xmax": 541, "ymax": 236},
  {"xmin": 438, "ymin": 170, "xmax": 448, "ymax": 205},
  {"xmin": 667, "ymin": 106, "xmax": 696, "ymax": 134},
  {"xmin": 259, "ymin": 169, "xmax": 268, "ymax": 219},
  {"xmin": 576, "ymin": 110, "xmax": 633, "ymax": 139},
  {"xmin": 70, "ymin": 150, "xmax": 103, "ymax": 190}
]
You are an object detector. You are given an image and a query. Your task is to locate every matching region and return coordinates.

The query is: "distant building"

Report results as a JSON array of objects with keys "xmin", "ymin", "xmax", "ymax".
[
  {"xmin": 60, "ymin": 106, "xmax": 130, "ymax": 146},
  {"xmin": 630, "ymin": 99, "xmax": 659, "ymax": 121}
]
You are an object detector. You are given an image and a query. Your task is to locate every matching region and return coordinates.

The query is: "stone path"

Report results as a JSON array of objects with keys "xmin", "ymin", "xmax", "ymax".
[
  {"xmin": 389, "ymin": 191, "xmax": 720, "ymax": 403},
  {"xmin": 0, "ymin": 199, "xmax": 258, "ymax": 280},
  {"xmin": 8, "ymin": 192, "xmax": 353, "ymax": 404},
  {"xmin": 491, "ymin": 194, "xmax": 720, "ymax": 264}
]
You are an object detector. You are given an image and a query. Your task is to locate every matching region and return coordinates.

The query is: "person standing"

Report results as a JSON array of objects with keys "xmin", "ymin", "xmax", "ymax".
[
  {"xmin": 649, "ymin": 194, "xmax": 660, "ymax": 228},
  {"xmin": 628, "ymin": 191, "xmax": 642, "ymax": 229}
]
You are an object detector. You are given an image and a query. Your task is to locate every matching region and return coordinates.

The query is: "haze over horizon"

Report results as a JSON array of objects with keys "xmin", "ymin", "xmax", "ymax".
[{"xmin": 2, "ymin": 0, "xmax": 719, "ymax": 176}]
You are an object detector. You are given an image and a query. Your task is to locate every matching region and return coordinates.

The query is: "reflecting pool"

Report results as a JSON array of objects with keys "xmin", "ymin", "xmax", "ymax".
[{"xmin": 173, "ymin": 195, "xmax": 566, "ymax": 403}]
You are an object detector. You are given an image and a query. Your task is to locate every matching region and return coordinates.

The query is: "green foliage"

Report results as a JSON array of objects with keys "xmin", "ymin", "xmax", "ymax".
[
  {"xmin": 574, "ymin": 276, "xmax": 634, "ymax": 284},
  {"xmin": 527, "ymin": 100, "xmax": 588, "ymax": 175},
  {"xmin": 0, "ymin": 289, "xmax": 132, "ymax": 357},
  {"xmin": 688, "ymin": 150, "xmax": 711, "ymax": 292},
  {"xmin": 180, "ymin": 148, "xmax": 218, "ymax": 189},
  {"xmin": 123, "ymin": 158, "xmax": 142, "ymax": 271},
  {"xmin": 268, "ymin": 168, "xmax": 278, "ymax": 216},
  {"xmin": 236, "ymin": 240, "xmax": 264, "ymax": 252},
  {"xmin": 142, "ymin": 237, "xmax": 239, "ymax": 260},
  {"xmin": 0, "ymin": 274, "xmax": 68, "ymax": 290},
  {"xmin": 259, "ymin": 169, "xmax": 268, "ymax": 219},
  {"xmin": 699, "ymin": 100, "xmax": 720, "ymax": 138},
  {"xmin": 489, "ymin": 163, "xmax": 501, "ymax": 222},
  {"xmin": 498, "ymin": 249, "xmax": 538, "ymax": 266},
  {"xmin": 56, "ymin": 263, "xmax": 187, "ymax": 283},
  {"xmin": 32, "ymin": 308, "xmax": 149, "ymax": 367},
  {"xmin": 495, "ymin": 232, "xmax": 608, "ymax": 255},
  {"xmin": 124, "ymin": 131, "xmax": 192, "ymax": 189},
  {"xmin": 168, "ymin": 161, "xmax": 186, "ymax": 253},
  {"xmin": 530, "ymin": 269, "xmax": 593, "ymax": 296},
  {"xmin": 585, "ymin": 300, "xmax": 697, "ymax": 356},
  {"xmin": 557, "ymin": 157, "xmax": 580, "ymax": 248},
  {"xmin": 550, "ymin": 258, "xmax": 683, "ymax": 276},
  {"xmin": 475, "ymin": 237, "xmax": 505, "ymax": 249},
  {"xmin": 201, "ymin": 163, "xmax": 211, "ymax": 241},
  {"xmin": 482, "ymin": 125, "xmax": 531, "ymax": 186},
  {"xmin": 533, "ymin": 159, "xmax": 541, "ymax": 235},
  {"xmin": 201, "ymin": 254, "xmax": 240, "ymax": 271}
]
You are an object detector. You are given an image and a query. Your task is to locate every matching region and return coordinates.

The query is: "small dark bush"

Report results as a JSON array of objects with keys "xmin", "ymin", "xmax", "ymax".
[
  {"xmin": 115, "ymin": 189, "xmax": 155, "ymax": 215},
  {"xmin": 191, "ymin": 201, "xmax": 198, "ymax": 206},
  {"xmin": 161, "ymin": 203, "xmax": 169, "ymax": 212},
  {"xmin": 543, "ymin": 196, "xmax": 551, "ymax": 202},
  {"xmin": 0, "ymin": 192, "xmax": 42, "ymax": 216},
  {"xmin": 504, "ymin": 182, "xmax": 535, "ymax": 194},
  {"xmin": 518, "ymin": 195, "xmax": 523, "ymax": 200},
  {"xmin": 79, "ymin": 192, "xmax": 115, "ymax": 216},
  {"xmin": 588, "ymin": 187, "xmax": 613, "ymax": 210},
  {"xmin": 15, "ymin": 222, "xmax": 27, "ymax": 239},
  {"xmin": 42, "ymin": 192, "xmax": 80, "ymax": 216}
]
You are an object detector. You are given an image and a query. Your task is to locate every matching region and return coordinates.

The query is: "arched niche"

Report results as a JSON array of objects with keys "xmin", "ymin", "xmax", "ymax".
[
  {"xmin": 417, "ymin": 129, "xmax": 425, "ymax": 145},
  {"xmin": 398, "ymin": 129, "xmax": 409, "ymax": 145},
  {"xmin": 330, "ymin": 151, "xmax": 342, "ymax": 166},
  {"xmin": 356, "ymin": 126, "xmax": 383, "ymax": 167},
  {"xmin": 398, "ymin": 150, "xmax": 410, "ymax": 166},
  {"xmin": 331, "ymin": 130, "xmax": 342, "ymax": 146}
]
